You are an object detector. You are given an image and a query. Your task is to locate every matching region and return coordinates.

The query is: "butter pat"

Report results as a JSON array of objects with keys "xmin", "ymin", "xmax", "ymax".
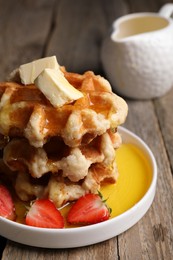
[
  {"xmin": 35, "ymin": 69, "xmax": 84, "ymax": 107},
  {"xmin": 19, "ymin": 56, "xmax": 59, "ymax": 85}
]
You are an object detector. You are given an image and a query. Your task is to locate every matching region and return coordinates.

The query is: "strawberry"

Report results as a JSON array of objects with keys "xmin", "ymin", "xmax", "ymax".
[
  {"xmin": 25, "ymin": 199, "xmax": 64, "ymax": 228},
  {"xmin": 67, "ymin": 193, "xmax": 111, "ymax": 225},
  {"xmin": 0, "ymin": 184, "xmax": 15, "ymax": 220}
]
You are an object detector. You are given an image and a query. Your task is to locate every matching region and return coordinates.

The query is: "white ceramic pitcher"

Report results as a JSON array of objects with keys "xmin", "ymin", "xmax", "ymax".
[{"xmin": 101, "ymin": 4, "xmax": 173, "ymax": 99}]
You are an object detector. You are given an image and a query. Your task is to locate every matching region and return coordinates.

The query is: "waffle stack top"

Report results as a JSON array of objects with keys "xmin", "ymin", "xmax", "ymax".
[{"xmin": 0, "ymin": 56, "xmax": 128, "ymax": 207}]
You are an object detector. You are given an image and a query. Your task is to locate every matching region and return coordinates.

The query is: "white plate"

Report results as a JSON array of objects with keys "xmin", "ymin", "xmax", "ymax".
[{"xmin": 0, "ymin": 127, "xmax": 157, "ymax": 248}]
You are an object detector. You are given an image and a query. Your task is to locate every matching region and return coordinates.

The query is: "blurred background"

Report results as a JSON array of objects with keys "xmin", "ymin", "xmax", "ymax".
[{"xmin": 1, "ymin": 0, "xmax": 173, "ymax": 80}]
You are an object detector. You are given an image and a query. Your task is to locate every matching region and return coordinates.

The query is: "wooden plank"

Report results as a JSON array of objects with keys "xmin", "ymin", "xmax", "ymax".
[
  {"xmin": 154, "ymin": 87, "xmax": 173, "ymax": 170},
  {"xmin": 0, "ymin": 0, "xmax": 55, "ymax": 80},
  {"xmin": 126, "ymin": 0, "xmax": 162, "ymax": 12},
  {"xmin": 121, "ymin": 100, "xmax": 173, "ymax": 259},
  {"xmin": 46, "ymin": 0, "xmax": 129, "ymax": 74},
  {"xmin": 2, "ymin": 239, "xmax": 119, "ymax": 260},
  {"xmin": 0, "ymin": 236, "xmax": 6, "ymax": 259}
]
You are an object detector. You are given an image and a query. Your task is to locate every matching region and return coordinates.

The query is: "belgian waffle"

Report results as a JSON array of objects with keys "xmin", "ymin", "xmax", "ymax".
[
  {"xmin": 4, "ymin": 130, "xmax": 121, "ymax": 179},
  {"xmin": 0, "ymin": 69, "xmax": 127, "ymax": 148},
  {"xmin": 0, "ymin": 67, "xmax": 128, "ymax": 207}
]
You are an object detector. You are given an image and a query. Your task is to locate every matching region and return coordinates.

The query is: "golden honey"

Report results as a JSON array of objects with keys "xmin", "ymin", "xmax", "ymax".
[{"xmin": 101, "ymin": 143, "xmax": 152, "ymax": 218}]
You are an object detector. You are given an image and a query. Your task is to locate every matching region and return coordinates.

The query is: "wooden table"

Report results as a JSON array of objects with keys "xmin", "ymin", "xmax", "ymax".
[{"xmin": 0, "ymin": 0, "xmax": 173, "ymax": 259}]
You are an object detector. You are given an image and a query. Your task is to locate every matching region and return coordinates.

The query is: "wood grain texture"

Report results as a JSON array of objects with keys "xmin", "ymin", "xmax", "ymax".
[
  {"xmin": 1, "ymin": 0, "xmax": 173, "ymax": 259},
  {"xmin": 2, "ymin": 239, "xmax": 119, "ymax": 260},
  {"xmin": 154, "ymin": 87, "xmax": 173, "ymax": 170},
  {"xmin": 46, "ymin": 0, "xmax": 129, "ymax": 74},
  {"xmin": 123, "ymin": 99, "xmax": 173, "ymax": 259},
  {"xmin": 0, "ymin": 0, "xmax": 55, "ymax": 79}
]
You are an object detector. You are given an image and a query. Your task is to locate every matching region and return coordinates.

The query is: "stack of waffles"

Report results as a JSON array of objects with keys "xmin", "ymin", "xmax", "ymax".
[{"xmin": 0, "ymin": 57, "xmax": 128, "ymax": 207}]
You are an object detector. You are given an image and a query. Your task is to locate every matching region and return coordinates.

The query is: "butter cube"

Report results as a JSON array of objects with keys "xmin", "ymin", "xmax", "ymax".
[
  {"xmin": 35, "ymin": 69, "xmax": 84, "ymax": 107},
  {"xmin": 19, "ymin": 56, "xmax": 59, "ymax": 85}
]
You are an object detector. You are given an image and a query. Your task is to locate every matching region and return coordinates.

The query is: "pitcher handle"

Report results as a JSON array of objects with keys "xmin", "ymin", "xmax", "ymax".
[{"xmin": 159, "ymin": 3, "xmax": 173, "ymax": 18}]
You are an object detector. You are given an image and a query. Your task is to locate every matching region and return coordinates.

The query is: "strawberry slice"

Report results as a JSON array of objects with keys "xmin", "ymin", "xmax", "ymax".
[
  {"xmin": 0, "ymin": 184, "xmax": 15, "ymax": 220},
  {"xmin": 25, "ymin": 199, "xmax": 64, "ymax": 228},
  {"xmin": 67, "ymin": 193, "xmax": 111, "ymax": 225}
]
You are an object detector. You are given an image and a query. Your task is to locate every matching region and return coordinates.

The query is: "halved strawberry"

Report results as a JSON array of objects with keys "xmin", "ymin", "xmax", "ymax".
[
  {"xmin": 67, "ymin": 193, "xmax": 111, "ymax": 225},
  {"xmin": 0, "ymin": 184, "xmax": 15, "ymax": 220},
  {"xmin": 25, "ymin": 199, "xmax": 64, "ymax": 228}
]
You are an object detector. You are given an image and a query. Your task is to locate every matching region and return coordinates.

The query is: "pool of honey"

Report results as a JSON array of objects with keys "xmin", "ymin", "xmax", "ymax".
[
  {"xmin": 12, "ymin": 143, "xmax": 152, "ymax": 227},
  {"xmin": 101, "ymin": 143, "xmax": 152, "ymax": 217}
]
